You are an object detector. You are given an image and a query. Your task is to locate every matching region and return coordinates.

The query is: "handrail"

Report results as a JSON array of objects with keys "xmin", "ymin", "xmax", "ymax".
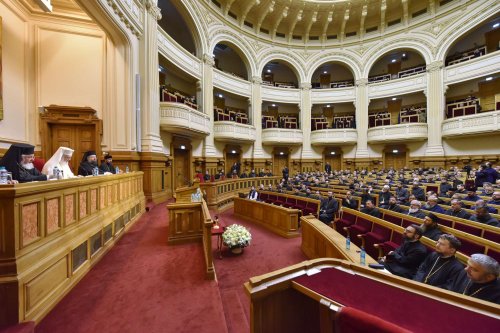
[{"xmin": 201, "ymin": 199, "xmax": 215, "ymax": 280}]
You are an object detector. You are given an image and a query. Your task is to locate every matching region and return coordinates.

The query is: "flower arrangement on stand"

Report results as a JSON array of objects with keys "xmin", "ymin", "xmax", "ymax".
[{"xmin": 222, "ymin": 224, "xmax": 252, "ymax": 254}]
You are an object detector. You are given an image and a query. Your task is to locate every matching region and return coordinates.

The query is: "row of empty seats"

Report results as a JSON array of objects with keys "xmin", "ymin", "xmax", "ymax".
[
  {"xmin": 214, "ymin": 107, "xmax": 249, "ymax": 124},
  {"xmin": 262, "ymin": 115, "xmax": 298, "ymax": 129},
  {"xmin": 262, "ymin": 81, "xmax": 297, "ymax": 88},
  {"xmin": 446, "ymin": 96, "xmax": 480, "ymax": 118},
  {"xmin": 311, "ymin": 115, "xmax": 356, "ymax": 131},
  {"xmin": 311, "ymin": 80, "xmax": 355, "ymax": 89},
  {"xmin": 368, "ymin": 112, "xmax": 391, "ymax": 127},
  {"xmin": 400, "ymin": 106, "xmax": 427, "ymax": 123},
  {"xmin": 368, "ymin": 64, "xmax": 427, "ymax": 83},
  {"xmin": 160, "ymin": 87, "xmax": 198, "ymax": 110}
]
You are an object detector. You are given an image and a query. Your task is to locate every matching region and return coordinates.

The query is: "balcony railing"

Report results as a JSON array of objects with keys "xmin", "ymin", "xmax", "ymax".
[
  {"xmin": 442, "ymin": 111, "xmax": 500, "ymax": 137},
  {"xmin": 160, "ymin": 102, "xmax": 210, "ymax": 137},
  {"xmin": 367, "ymin": 123, "xmax": 428, "ymax": 143},
  {"xmin": 368, "ymin": 73, "xmax": 426, "ymax": 99},
  {"xmin": 310, "ymin": 129, "xmax": 358, "ymax": 145},
  {"xmin": 214, "ymin": 122, "xmax": 256, "ymax": 142},
  {"xmin": 262, "ymin": 128, "xmax": 303, "ymax": 145}
]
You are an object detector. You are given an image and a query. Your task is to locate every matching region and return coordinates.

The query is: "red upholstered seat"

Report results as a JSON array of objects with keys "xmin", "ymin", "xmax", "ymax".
[
  {"xmin": 275, "ymin": 195, "xmax": 287, "ymax": 206},
  {"xmin": 486, "ymin": 248, "xmax": 500, "ymax": 263},
  {"xmin": 305, "ymin": 201, "xmax": 319, "ymax": 216},
  {"xmin": 483, "ymin": 230, "xmax": 500, "ymax": 244},
  {"xmin": 283, "ymin": 197, "xmax": 296, "ymax": 208},
  {"xmin": 347, "ymin": 217, "xmax": 373, "ymax": 247},
  {"xmin": 457, "ymin": 237, "xmax": 485, "ymax": 257},
  {"xmin": 259, "ymin": 192, "xmax": 269, "ymax": 202},
  {"xmin": 335, "ymin": 211, "xmax": 357, "ymax": 236},
  {"xmin": 437, "ymin": 216, "xmax": 453, "ymax": 227},
  {"xmin": 377, "ymin": 232, "xmax": 404, "ymax": 257},
  {"xmin": 401, "ymin": 219, "xmax": 414, "ymax": 228},
  {"xmin": 266, "ymin": 194, "xmax": 277, "ymax": 204},
  {"xmin": 0, "ymin": 321, "xmax": 35, "ymax": 333},
  {"xmin": 32, "ymin": 158, "xmax": 45, "ymax": 172},
  {"xmin": 383, "ymin": 213, "xmax": 402, "ymax": 226},
  {"xmin": 454, "ymin": 221, "xmax": 482, "ymax": 237},
  {"xmin": 362, "ymin": 224, "xmax": 392, "ymax": 259}
]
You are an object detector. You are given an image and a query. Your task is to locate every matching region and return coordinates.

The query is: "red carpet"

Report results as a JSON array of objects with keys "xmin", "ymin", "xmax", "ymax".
[
  {"xmin": 213, "ymin": 209, "xmax": 307, "ymax": 333},
  {"xmin": 36, "ymin": 203, "xmax": 228, "ymax": 333}
]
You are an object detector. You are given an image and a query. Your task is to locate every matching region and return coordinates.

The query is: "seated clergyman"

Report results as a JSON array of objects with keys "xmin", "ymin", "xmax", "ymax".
[
  {"xmin": 99, "ymin": 154, "xmax": 116, "ymax": 174},
  {"xmin": 78, "ymin": 151, "xmax": 102, "ymax": 176},
  {"xmin": 42, "ymin": 147, "xmax": 76, "ymax": 179},
  {"xmin": 447, "ymin": 254, "xmax": 500, "ymax": 304},
  {"xmin": 0, "ymin": 143, "xmax": 47, "ymax": 183},
  {"xmin": 414, "ymin": 234, "xmax": 463, "ymax": 288}
]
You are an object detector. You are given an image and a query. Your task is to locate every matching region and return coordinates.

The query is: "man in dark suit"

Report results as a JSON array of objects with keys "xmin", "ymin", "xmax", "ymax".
[
  {"xmin": 380, "ymin": 224, "xmax": 428, "ymax": 279},
  {"xmin": 325, "ymin": 162, "xmax": 332, "ymax": 174},
  {"xmin": 319, "ymin": 191, "xmax": 338, "ymax": 225},
  {"xmin": 282, "ymin": 166, "xmax": 289, "ymax": 181}
]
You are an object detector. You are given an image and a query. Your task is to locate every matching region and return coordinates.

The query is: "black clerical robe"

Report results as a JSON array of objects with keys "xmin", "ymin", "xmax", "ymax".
[
  {"xmin": 99, "ymin": 162, "xmax": 116, "ymax": 174},
  {"xmin": 387, "ymin": 204, "xmax": 405, "ymax": 213},
  {"xmin": 78, "ymin": 162, "xmax": 102, "ymax": 176},
  {"xmin": 360, "ymin": 207, "xmax": 381, "ymax": 218},
  {"xmin": 319, "ymin": 198, "xmax": 338, "ymax": 224},
  {"xmin": 18, "ymin": 165, "xmax": 48, "ymax": 183},
  {"xmin": 448, "ymin": 270, "xmax": 500, "ymax": 304},
  {"xmin": 445, "ymin": 209, "xmax": 471, "ymax": 220},
  {"xmin": 384, "ymin": 240, "xmax": 427, "ymax": 279},
  {"xmin": 414, "ymin": 253, "xmax": 463, "ymax": 288},
  {"xmin": 422, "ymin": 225, "xmax": 443, "ymax": 241}
]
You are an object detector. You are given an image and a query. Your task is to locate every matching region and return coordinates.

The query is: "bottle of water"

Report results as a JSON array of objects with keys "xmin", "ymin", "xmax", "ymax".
[
  {"xmin": 115, "ymin": 166, "xmax": 119, "ymax": 174},
  {"xmin": 125, "ymin": 166, "xmax": 129, "ymax": 173},
  {"xmin": 93, "ymin": 167, "xmax": 99, "ymax": 176},
  {"xmin": 0, "ymin": 166, "xmax": 8, "ymax": 184},
  {"xmin": 346, "ymin": 236, "xmax": 351, "ymax": 250},
  {"xmin": 53, "ymin": 166, "xmax": 60, "ymax": 179},
  {"xmin": 360, "ymin": 247, "xmax": 366, "ymax": 266}
]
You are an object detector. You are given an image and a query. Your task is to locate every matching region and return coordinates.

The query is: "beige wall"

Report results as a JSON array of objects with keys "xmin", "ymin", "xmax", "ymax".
[{"xmin": 0, "ymin": 0, "xmax": 110, "ymax": 151}]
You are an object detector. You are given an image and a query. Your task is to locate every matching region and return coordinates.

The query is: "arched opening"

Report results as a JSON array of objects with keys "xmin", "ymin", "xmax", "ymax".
[
  {"xmin": 261, "ymin": 60, "xmax": 299, "ymax": 88},
  {"xmin": 158, "ymin": 0, "xmax": 200, "ymax": 56},
  {"xmin": 262, "ymin": 101, "xmax": 300, "ymax": 130},
  {"xmin": 311, "ymin": 102, "xmax": 355, "ymax": 130},
  {"xmin": 159, "ymin": 54, "xmax": 199, "ymax": 111},
  {"xmin": 445, "ymin": 16, "xmax": 500, "ymax": 66},
  {"xmin": 213, "ymin": 42, "xmax": 250, "ymax": 80},
  {"xmin": 368, "ymin": 92, "xmax": 427, "ymax": 128},
  {"xmin": 311, "ymin": 62, "xmax": 355, "ymax": 89},
  {"xmin": 368, "ymin": 49, "xmax": 426, "ymax": 83},
  {"xmin": 213, "ymin": 89, "xmax": 250, "ymax": 125}
]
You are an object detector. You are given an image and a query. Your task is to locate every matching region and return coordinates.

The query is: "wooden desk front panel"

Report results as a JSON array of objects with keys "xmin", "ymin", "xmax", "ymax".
[
  {"xmin": 234, "ymin": 197, "xmax": 300, "ymax": 238},
  {"xmin": 0, "ymin": 172, "xmax": 145, "ymax": 327}
]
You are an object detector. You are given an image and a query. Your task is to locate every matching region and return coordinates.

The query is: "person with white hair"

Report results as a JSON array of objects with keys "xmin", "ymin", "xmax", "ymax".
[
  {"xmin": 42, "ymin": 147, "xmax": 76, "ymax": 179},
  {"xmin": 447, "ymin": 254, "xmax": 500, "ymax": 304},
  {"xmin": 378, "ymin": 184, "xmax": 392, "ymax": 209},
  {"xmin": 407, "ymin": 200, "xmax": 426, "ymax": 219}
]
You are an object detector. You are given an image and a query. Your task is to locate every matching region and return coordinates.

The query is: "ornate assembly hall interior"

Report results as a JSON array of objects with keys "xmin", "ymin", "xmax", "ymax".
[{"xmin": 0, "ymin": 0, "xmax": 499, "ymax": 332}]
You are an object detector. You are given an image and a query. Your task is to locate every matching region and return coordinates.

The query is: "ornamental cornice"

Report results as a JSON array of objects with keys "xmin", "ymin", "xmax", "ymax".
[
  {"xmin": 144, "ymin": 0, "xmax": 161, "ymax": 20},
  {"xmin": 105, "ymin": 0, "xmax": 144, "ymax": 37}
]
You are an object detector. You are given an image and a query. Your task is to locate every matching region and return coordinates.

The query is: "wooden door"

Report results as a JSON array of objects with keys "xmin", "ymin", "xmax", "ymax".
[
  {"xmin": 174, "ymin": 149, "xmax": 190, "ymax": 189},
  {"xmin": 325, "ymin": 154, "xmax": 341, "ymax": 171},
  {"xmin": 273, "ymin": 155, "xmax": 288, "ymax": 176},
  {"xmin": 385, "ymin": 151, "xmax": 406, "ymax": 170},
  {"xmin": 50, "ymin": 124, "xmax": 96, "ymax": 174},
  {"xmin": 225, "ymin": 153, "xmax": 240, "ymax": 175}
]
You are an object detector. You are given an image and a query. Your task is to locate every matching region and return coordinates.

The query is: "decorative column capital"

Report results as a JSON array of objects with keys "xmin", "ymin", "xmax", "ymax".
[
  {"xmin": 144, "ymin": 0, "xmax": 162, "ymax": 20},
  {"xmin": 203, "ymin": 53, "xmax": 215, "ymax": 66},
  {"xmin": 355, "ymin": 78, "xmax": 369, "ymax": 87},
  {"xmin": 196, "ymin": 80, "xmax": 202, "ymax": 91},
  {"xmin": 300, "ymin": 82, "xmax": 312, "ymax": 90},
  {"xmin": 252, "ymin": 76, "xmax": 263, "ymax": 84},
  {"xmin": 426, "ymin": 61, "xmax": 443, "ymax": 73}
]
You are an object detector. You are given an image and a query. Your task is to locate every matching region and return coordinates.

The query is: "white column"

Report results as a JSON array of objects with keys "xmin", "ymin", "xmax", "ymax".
[
  {"xmin": 251, "ymin": 76, "xmax": 264, "ymax": 158},
  {"xmin": 300, "ymin": 82, "xmax": 313, "ymax": 158},
  {"xmin": 425, "ymin": 61, "xmax": 445, "ymax": 156},
  {"xmin": 202, "ymin": 53, "xmax": 217, "ymax": 157},
  {"xmin": 139, "ymin": 0, "xmax": 163, "ymax": 152},
  {"xmin": 355, "ymin": 78, "xmax": 370, "ymax": 158}
]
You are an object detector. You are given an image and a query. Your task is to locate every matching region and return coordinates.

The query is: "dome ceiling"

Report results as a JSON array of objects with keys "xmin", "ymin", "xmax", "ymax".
[{"xmin": 210, "ymin": 0, "xmax": 436, "ymax": 42}]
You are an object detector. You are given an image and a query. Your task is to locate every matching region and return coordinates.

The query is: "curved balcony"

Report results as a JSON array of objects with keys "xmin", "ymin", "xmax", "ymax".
[
  {"xmin": 311, "ymin": 87, "xmax": 356, "ymax": 104},
  {"xmin": 367, "ymin": 123, "xmax": 428, "ymax": 143},
  {"xmin": 445, "ymin": 51, "xmax": 500, "ymax": 85},
  {"xmin": 262, "ymin": 128, "xmax": 303, "ymax": 145},
  {"xmin": 261, "ymin": 85, "xmax": 301, "ymax": 104},
  {"xmin": 213, "ymin": 69, "xmax": 251, "ymax": 97},
  {"xmin": 214, "ymin": 122, "xmax": 256, "ymax": 143},
  {"xmin": 157, "ymin": 29, "xmax": 201, "ymax": 80},
  {"xmin": 160, "ymin": 102, "xmax": 210, "ymax": 137},
  {"xmin": 368, "ymin": 73, "xmax": 426, "ymax": 99},
  {"xmin": 310, "ymin": 129, "xmax": 358, "ymax": 146},
  {"xmin": 442, "ymin": 111, "xmax": 500, "ymax": 138}
]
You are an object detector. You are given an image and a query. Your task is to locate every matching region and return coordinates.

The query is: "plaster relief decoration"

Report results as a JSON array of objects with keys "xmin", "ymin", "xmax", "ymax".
[
  {"xmin": 0, "ymin": 16, "xmax": 3, "ymax": 120},
  {"xmin": 46, "ymin": 198, "xmax": 60, "ymax": 234},
  {"xmin": 22, "ymin": 202, "xmax": 39, "ymax": 247}
]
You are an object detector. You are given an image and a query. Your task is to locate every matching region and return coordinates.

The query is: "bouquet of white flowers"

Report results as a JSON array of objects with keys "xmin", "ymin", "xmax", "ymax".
[{"xmin": 222, "ymin": 224, "xmax": 252, "ymax": 249}]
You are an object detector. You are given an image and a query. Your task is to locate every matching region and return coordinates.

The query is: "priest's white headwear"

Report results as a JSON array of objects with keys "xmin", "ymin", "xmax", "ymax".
[{"xmin": 42, "ymin": 147, "xmax": 75, "ymax": 179}]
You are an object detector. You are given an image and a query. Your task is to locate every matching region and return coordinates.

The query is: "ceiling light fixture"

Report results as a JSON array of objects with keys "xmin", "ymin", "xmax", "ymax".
[
  {"xmin": 485, "ymin": 77, "xmax": 493, "ymax": 81},
  {"xmin": 392, "ymin": 149, "xmax": 398, "ymax": 153},
  {"xmin": 279, "ymin": 152, "xmax": 284, "ymax": 155},
  {"xmin": 180, "ymin": 145, "xmax": 186, "ymax": 150},
  {"xmin": 392, "ymin": 97, "xmax": 397, "ymax": 101},
  {"xmin": 231, "ymin": 150, "xmax": 236, "ymax": 154},
  {"xmin": 218, "ymin": 94, "xmax": 223, "ymax": 98},
  {"xmin": 330, "ymin": 151, "xmax": 335, "ymax": 155},
  {"xmin": 271, "ymin": 104, "xmax": 276, "ymax": 107},
  {"xmin": 391, "ymin": 59, "xmax": 397, "ymax": 63},
  {"xmin": 267, "ymin": 69, "xmax": 271, "ymax": 73},
  {"xmin": 323, "ymin": 71, "xmax": 328, "ymax": 74},
  {"xmin": 493, "ymin": 23, "xmax": 499, "ymax": 28}
]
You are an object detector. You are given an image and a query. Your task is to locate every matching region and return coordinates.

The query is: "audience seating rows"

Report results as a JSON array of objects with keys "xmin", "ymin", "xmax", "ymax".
[
  {"xmin": 446, "ymin": 96, "xmax": 480, "ymax": 118},
  {"xmin": 160, "ymin": 87, "xmax": 198, "ymax": 110},
  {"xmin": 214, "ymin": 107, "xmax": 249, "ymax": 124}
]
